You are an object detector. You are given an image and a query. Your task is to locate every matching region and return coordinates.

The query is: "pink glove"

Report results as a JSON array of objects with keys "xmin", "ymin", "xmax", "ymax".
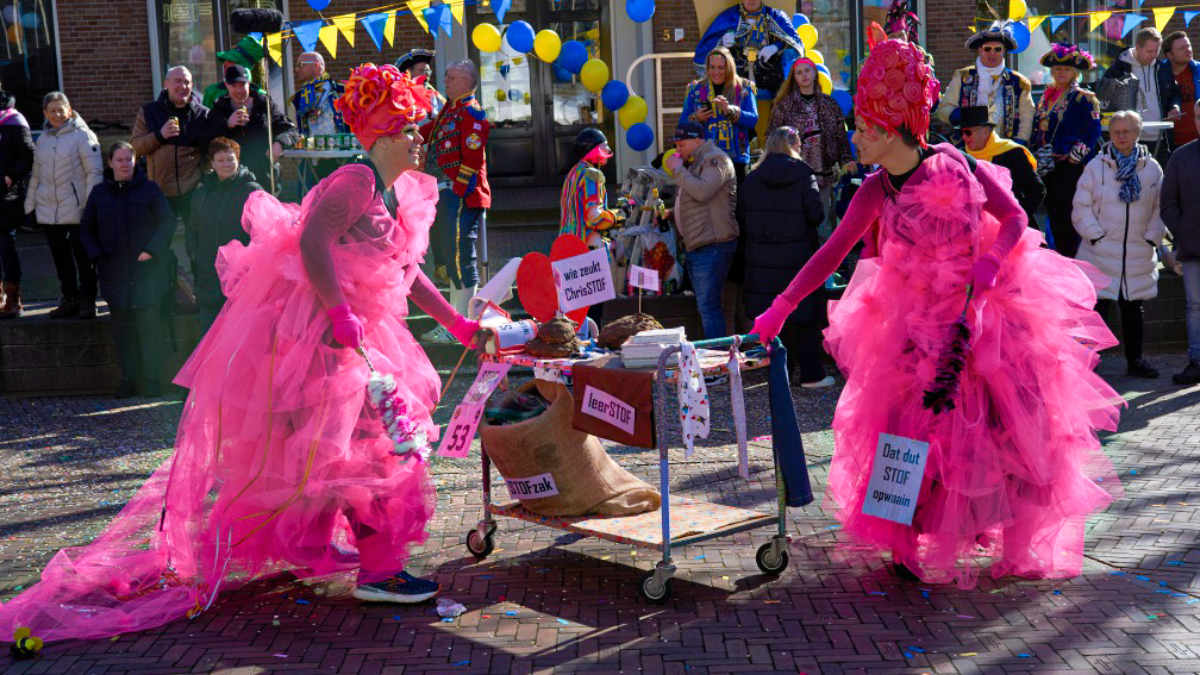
[
  {"xmin": 970, "ymin": 252, "xmax": 1002, "ymax": 291},
  {"xmin": 449, "ymin": 315, "xmax": 482, "ymax": 348},
  {"xmin": 752, "ymin": 300, "xmax": 791, "ymax": 346},
  {"xmin": 327, "ymin": 303, "xmax": 364, "ymax": 349}
]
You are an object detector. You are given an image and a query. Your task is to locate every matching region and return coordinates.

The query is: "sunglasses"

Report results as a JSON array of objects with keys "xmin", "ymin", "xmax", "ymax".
[
  {"xmin": 960, "ymin": 128, "xmax": 989, "ymax": 137},
  {"xmin": 981, "ymin": 46, "xmax": 1005, "ymax": 54}
]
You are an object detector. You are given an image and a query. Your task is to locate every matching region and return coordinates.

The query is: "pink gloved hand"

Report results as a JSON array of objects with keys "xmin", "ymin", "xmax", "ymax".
[
  {"xmin": 327, "ymin": 302, "xmax": 365, "ymax": 349},
  {"xmin": 752, "ymin": 300, "xmax": 791, "ymax": 346},
  {"xmin": 449, "ymin": 315, "xmax": 482, "ymax": 349},
  {"xmin": 970, "ymin": 252, "xmax": 1002, "ymax": 291}
]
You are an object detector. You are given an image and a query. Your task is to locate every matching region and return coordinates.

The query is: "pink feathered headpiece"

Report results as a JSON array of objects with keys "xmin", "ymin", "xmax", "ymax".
[
  {"xmin": 853, "ymin": 38, "xmax": 940, "ymax": 148},
  {"xmin": 335, "ymin": 63, "xmax": 435, "ymax": 151}
]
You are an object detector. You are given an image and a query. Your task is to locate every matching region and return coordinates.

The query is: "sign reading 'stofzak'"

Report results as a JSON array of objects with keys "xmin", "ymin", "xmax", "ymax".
[
  {"xmin": 861, "ymin": 433, "xmax": 930, "ymax": 525},
  {"xmin": 505, "ymin": 473, "xmax": 560, "ymax": 500}
]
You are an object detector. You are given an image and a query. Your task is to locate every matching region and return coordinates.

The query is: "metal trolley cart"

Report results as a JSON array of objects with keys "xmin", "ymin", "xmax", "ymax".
[{"xmin": 463, "ymin": 336, "xmax": 794, "ymax": 603}]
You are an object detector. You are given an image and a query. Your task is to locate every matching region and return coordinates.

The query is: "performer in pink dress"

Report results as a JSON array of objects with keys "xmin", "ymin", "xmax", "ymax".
[
  {"xmin": 752, "ymin": 37, "xmax": 1123, "ymax": 588},
  {"xmin": 0, "ymin": 64, "xmax": 479, "ymax": 642}
]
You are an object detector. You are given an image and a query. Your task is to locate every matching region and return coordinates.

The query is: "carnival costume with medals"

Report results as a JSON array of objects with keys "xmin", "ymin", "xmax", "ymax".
[
  {"xmin": 0, "ymin": 64, "xmax": 480, "ymax": 641},
  {"xmin": 939, "ymin": 22, "xmax": 1035, "ymax": 144},
  {"xmin": 693, "ymin": 2, "xmax": 805, "ymax": 99},
  {"xmin": 292, "ymin": 72, "xmax": 349, "ymax": 138},
  {"xmin": 752, "ymin": 35, "xmax": 1122, "ymax": 588},
  {"xmin": 560, "ymin": 128, "xmax": 616, "ymax": 249}
]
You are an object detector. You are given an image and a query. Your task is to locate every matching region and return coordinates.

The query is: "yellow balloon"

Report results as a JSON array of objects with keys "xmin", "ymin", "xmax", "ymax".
[
  {"xmin": 472, "ymin": 24, "xmax": 503, "ymax": 53},
  {"xmin": 534, "ymin": 30, "xmax": 562, "ymax": 62},
  {"xmin": 496, "ymin": 89, "xmax": 507, "ymax": 102},
  {"xmin": 580, "ymin": 59, "xmax": 610, "ymax": 93},
  {"xmin": 619, "ymin": 95, "xmax": 647, "ymax": 129},
  {"xmin": 662, "ymin": 148, "xmax": 678, "ymax": 176},
  {"xmin": 523, "ymin": 92, "xmax": 531, "ymax": 103},
  {"xmin": 1009, "ymin": 0, "xmax": 1027, "ymax": 20},
  {"xmin": 797, "ymin": 24, "xmax": 819, "ymax": 51},
  {"xmin": 818, "ymin": 71, "xmax": 833, "ymax": 95},
  {"xmin": 807, "ymin": 49, "xmax": 824, "ymax": 65}
]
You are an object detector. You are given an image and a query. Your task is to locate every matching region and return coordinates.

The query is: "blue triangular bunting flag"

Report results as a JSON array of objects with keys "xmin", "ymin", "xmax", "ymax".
[
  {"xmin": 292, "ymin": 20, "xmax": 322, "ymax": 54},
  {"xmin": 1048, "ymin": 16, "xmax": 1069, "ymax": 33},
  {"xmin": 1185, "ymin": 10, "xmax": 1200, "ymax": 26},
  {"xmin": 1122, "ymin": 13, "xmax": 1148, "ymax": 37},
  {"xmin": 493, "ymin": 0, "xmax": 511, "ymax": 23},
  {"xmin": 361, "ymin": 12, "xmax": 388, "ymax": 50},
  {"xmin": 422, "ymin": 5, "xmax": 453, "ymax": 37}
]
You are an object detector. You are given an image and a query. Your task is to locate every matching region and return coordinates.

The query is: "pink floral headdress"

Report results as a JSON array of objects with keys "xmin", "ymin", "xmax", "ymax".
[
  {"xmin": 853, "ymin": 38, "xmax": 940, "ymax": 148},
  {"xmin": 884, "ymin": 0, "xmax": 920, "ymax": 44},
  {"xmin": 335, "ymin": 63, "xmax": 435, "ymax": 151},
  {"xmin": 1039, "ymin": 42, "xmax": 1095, "ymax": 71}
]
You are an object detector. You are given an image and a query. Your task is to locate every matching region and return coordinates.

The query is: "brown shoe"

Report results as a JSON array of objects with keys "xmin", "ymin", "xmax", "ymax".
[
  {"xmin": 48, "ymin": 296, "xmax": 80, "ymax": 319},
  {"xmin": 0, "ymin": 282, "xmax": 20, "ymax": 319}
]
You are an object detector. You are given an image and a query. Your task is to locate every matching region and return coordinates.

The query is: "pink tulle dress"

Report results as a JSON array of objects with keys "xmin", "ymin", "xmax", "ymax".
[
  {"xmin": 774, "ymin": 145, "xmax": 1123, "ymax": 587},
  {"xmin": 0, "ymin": 164, "xmax": 452, "ymax": 640}
]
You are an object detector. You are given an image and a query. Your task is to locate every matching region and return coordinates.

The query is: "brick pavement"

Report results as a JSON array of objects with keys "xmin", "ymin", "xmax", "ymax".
[{"xmin": 0, "ymin": 352, "xmax": 1198, "ymax": 674}]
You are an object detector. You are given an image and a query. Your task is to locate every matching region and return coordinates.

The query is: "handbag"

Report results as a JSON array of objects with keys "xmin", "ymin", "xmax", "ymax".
[
  {"xmin": 1034, "ymin": 143, "xmax": 1056, "ymax": 177},
  {"xmin": 1095, "ymin": 73, "xmax": 1140, "ymax": 113}
]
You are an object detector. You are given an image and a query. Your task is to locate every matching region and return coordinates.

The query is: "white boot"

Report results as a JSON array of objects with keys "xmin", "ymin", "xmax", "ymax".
[{"xmin": 456, "ymin": 284, "xmax": 478, "ymax": 318}]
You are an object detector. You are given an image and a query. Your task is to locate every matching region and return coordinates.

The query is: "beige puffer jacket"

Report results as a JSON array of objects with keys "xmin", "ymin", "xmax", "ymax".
[
  {"xmin": 673, "ymin": 141, "xmax": 737, "ymax": 252},
  {"xmin": 26, "ymin": 114, "xmax": 103, "ymax": 225}
]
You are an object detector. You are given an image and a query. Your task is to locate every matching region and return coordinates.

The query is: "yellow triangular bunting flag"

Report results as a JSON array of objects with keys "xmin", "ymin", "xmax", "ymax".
[
  {"xmin": 408, "ymin": 0, "xmax": 431, "ymax": 33},
  {"xmin": 384, "ymin": 10, "xmax": 397, "ymax": 46},
  {"xmin": 1028, "ymin": 16, "xmax": 1048, "ymax": 31},
  {"xmin": 1154, "ymin": 7, "xmax": 1176, "ymax": 32},
  {"xmin": 449, "ymin": 0, "xmax": 464, "ymax": 26},
  {"xmin": 318, "ymin": 24, "xmax": 338, "ymax": 59},
  {"xmin": 265, "ymin": 32, "xmax": 283, "ymax": 66},
  {"xmin": 1088, "ymin": 11, "xmax": 1113, "ymax": 32},
  {"xmin": 332, "ymin": 14, "xmax": 356, "ymax": 47}
]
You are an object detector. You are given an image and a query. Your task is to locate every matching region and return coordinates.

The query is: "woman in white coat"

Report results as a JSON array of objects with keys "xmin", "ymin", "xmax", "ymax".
[
  {"xmin": 1072, "ymin": 110, "xmax": 1167, "ymax": 378},
  {"xmin": 26, "ymin": 92, "xmax": 103, "ymax": 319}
]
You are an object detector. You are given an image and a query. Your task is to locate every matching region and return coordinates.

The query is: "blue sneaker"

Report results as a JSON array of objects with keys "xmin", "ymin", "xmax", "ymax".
[{"xmin": 353, "ymin": 570, "xmax": 440, "ymax": 604}]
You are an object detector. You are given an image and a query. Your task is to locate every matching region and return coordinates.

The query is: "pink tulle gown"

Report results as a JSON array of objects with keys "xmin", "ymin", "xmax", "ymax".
[
  {"xmin": 0, "ymin": 165, "xmax": 444, "ymax": 640},
  {"xmin": 780, "ymin": 146, "xmax": 1123, "ymax": 587}
]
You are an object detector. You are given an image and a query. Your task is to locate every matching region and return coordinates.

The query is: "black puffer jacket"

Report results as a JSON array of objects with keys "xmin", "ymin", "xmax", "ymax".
[
  {"xmin": 78, "ymin": 168, "xmax": 176, "ymax": 311},
  {"xmin": 0, "ymin": 89, "xmax": 34, "ymax": 215},
  {"xmin": 737, "ymin": 153, "xmax": 825, "ymax": 325},
  {"xmin": 210, "ymin": 90, "xmax": 298, "ymax": 191},
  {"xmin": 186, "ymin": 165, "xmax": 262, "ymax": 306}
]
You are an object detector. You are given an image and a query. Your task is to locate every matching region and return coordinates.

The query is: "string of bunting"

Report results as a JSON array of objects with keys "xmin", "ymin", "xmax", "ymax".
[{"xmin": 973, "ymin": 1, "xmax": 1200, "ymax": 40}]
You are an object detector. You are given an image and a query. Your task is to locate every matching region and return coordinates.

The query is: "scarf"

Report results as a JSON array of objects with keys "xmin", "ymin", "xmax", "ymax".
[
  {"xmin": 974, "ymin": 59, "xmax": 1006, "ymax": 112},
  {"xmin": 1107, "ymin": 142, "xmax": 1146, "ymax": 204},
  {"xmin": 966, "ymin": 131, "xmax": 1037, "ymax": 170}
]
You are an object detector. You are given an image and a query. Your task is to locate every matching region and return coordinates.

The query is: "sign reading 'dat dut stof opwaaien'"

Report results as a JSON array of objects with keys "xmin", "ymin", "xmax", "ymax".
[{"xmin": 861, "ymin": 433, "xmax": 930, "ymax": 526}]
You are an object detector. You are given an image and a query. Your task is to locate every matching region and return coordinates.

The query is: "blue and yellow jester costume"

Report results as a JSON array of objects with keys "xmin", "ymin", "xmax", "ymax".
[{"xmin": 679, "ymin": 73, "xmax": 759, "ymax": 167}]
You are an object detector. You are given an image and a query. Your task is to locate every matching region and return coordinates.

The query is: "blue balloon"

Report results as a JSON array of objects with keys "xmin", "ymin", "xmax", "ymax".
[
  {"xmin": 792, "ymin": 13, "xmax": 809, "ymax": 26},
  {"xmin": 601, "ymin": 81, "xmax": 630, "ymax": 111},
  {"xmin": 306, "ymin": 0, "xmax": 330, "ymax": 11},
  {"xmin": 832, "ymin": 90, "xmax": 853, "ymax": 115},
  {"xmin": 1008, "ymin": 22, "xmax": 1032, "ymax": 54},
  {"xmin": 815, "ymin": 64, "xmax": 830, "ymax": 77},
  {"xmin": 505, "ymin": 20, "xmax": 535, "ymax": 53},
  {"xmin": 552, "ymin": 64, "xmax": 574, "ymax": 83},
  {"xmin": 627, "ymin": 123, "xmax": 654, "ymax": 152},
  {"xmin": 847, "ymin": 130, "xmax": 857, "ymax": 159},
  {"xmin": 627, "ymin": 0, "xmax": 656, "ymax": 23},
  {"xmin": 508, "ymin": 88, "xmax": 522, "ymax": 101},
  {"xmin": 557, "ymin": 40, "xmax": 589, "ymax": 75}
]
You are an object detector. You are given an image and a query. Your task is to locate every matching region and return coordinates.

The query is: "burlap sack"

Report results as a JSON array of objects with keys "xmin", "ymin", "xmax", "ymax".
[{"xmin": 481, "ymin": 380, "xmax": 661, "ymax": 517}]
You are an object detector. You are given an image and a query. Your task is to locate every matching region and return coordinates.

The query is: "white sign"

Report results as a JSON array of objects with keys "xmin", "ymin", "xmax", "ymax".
[
  {"xmin": 437, "ymin": 362, "xmax": 511, "ymax": 458},
  {"xmin": 580, "ymin": 385, "xmax": 637, "ymax": 435},
  {"xmin": 505, "ymin": 472, "xmax": 560, "ymax": 500},
  {"xmin": 629, "ymin": 265, "xmax": 660, "ymax": 292},
  {"xmin": 861, "ymin": 433, "xmax": 930, "ymax": 526},
  {"xmin": 552, "ymin": 247, "xmax": 616, "ymax": 313}
]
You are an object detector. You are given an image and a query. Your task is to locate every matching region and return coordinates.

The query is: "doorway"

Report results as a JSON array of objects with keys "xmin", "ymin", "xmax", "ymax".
[{"xmin": 469, "ymin": 0, "xmax": 615, "ymax": 188}]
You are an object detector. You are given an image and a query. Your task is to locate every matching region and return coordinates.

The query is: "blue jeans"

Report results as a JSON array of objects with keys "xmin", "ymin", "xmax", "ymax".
[
  {"xmin": 433, "ymin": 188, "xmax": 483, "ymax": 288},
  {"xmin": 685, "ymin": 239, "xmax": 737, "ymax": 340},
  {"xmin": 1184, "ymin": 261, "xmax": 1200, "ymax": 362}
]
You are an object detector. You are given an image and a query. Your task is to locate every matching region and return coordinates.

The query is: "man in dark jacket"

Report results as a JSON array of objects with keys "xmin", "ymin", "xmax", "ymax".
[
  {"xmin": 209, "ymin": 65, "xmax": 297, "ymax": 194},
  {"xmin": 1161, "ymin": 102, "xmax": 1200, "ymax": 385},
  {"xmin": 1101, "ymin": 27, "xmax": 1182, "ymax": 156},
  {"xmin": 956, "ymin": 106, "xmax": 1046, "ymax": 229},
  {"xmin": 0, "ymin": 87, "xmax": 33, "ymax": 319},
  {"xmin": 187, "ymin": 137, "xmax": 262, "ymax": 331},
  {"xmin": 736, "ymin": 126, "xmax": 828, "ymax": 386},
  {"xmin": 79, "ymin": 142, "xmax": 177, "ymax": 398}
]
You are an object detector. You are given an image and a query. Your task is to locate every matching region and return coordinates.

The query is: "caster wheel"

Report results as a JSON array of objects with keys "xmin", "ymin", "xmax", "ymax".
[
  {"xmin": 465, "ymin": 528, "xmax": 494, "ymax": 559},
  {"xmin": 755, "ymin": 542, "xmax": 789, "ymax": 576},
  {"xmin": 638, "ymin": 571, "xmax": 673, "ymax": 604}
]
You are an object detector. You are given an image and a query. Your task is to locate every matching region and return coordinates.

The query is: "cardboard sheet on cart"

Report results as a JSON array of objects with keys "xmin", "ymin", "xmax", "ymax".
[{"xmin": 492, "ymin": 496, "xmax": 774, "ymax": 547}]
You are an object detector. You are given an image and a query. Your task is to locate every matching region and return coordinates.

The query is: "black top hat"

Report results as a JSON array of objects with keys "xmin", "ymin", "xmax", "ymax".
[
  {"xmin": 954, "ymin": 106, "xmax": 996, "ymax": 129},
  {"xmin": 396, "ymin": 49, "xmax": 435, "ymax": 73},
  {"xmin": 965, "ymin": 21, "xmax": 1018, "ymax": 51}
]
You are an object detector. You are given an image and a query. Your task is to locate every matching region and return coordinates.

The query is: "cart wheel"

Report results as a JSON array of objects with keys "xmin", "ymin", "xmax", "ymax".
[
  {"xmin": 755, "ymin": 542, "xmax": 789, "ymax": 576},
  {"xmin": 638, "ymin": 571, "xmax": 673, "ymax": 604},
  {"xmin": 466, "ymin": 529, "xmax": 494, "ymax": 559}
]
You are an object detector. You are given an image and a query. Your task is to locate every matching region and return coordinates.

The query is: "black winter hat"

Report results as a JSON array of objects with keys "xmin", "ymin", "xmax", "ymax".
[{"xmin": 574, "ymin": 128, "xmax": 609, "ymax": 160}]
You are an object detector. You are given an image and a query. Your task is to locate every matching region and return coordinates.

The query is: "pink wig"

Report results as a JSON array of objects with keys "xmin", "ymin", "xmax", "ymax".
[
  {"xmin": 335, "ymin": 63, "xmax": 435, "ymax": 151},
  {"xmin": 853, "ymin": 38, "xmax": 940, "ymax": 148}
]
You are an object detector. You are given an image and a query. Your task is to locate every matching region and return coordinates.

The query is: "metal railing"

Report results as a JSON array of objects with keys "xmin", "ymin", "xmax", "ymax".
[{"xmin": 625, "ymin": 52, "xmax": 695, "ymax": 155}]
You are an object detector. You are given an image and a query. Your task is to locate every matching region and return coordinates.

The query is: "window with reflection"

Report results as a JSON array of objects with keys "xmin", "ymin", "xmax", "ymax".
[
  {"xmin": 799, "ymin": 0, "xmax": 852, "ymax": 93},
  {"xmin": 0, "ymin": 0, "xmax": 59, "ymax": 128},
  {"xmin": 1014, "ymin": 0, "xmax": 1135, "ymax": 86},
  {"xmin": 157, "ymin": 0, "xmax": 219, "ymax": 94},
  {"xmin": 550, "ymin": 20, "xmax": 602, "ymax": 126}
]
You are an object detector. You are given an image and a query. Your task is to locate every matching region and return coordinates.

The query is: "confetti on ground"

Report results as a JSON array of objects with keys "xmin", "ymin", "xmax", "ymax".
[
  {"xmin": 273, "ymin": 654, "xmax": 288, "ymax": 658},
  {"xmin": 295, "ymin": 599, "xmax": 310, "ymax": 605},
  {"xmin": 763, "ymin": 600, "xmax": 781, "ymax": 604},
  {"xmin": 556, "ymin": 618, "xmax": 570, "ymax": 625}
]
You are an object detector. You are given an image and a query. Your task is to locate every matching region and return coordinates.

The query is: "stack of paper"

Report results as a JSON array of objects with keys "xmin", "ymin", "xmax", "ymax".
[{"xmin": 621, "ymin": 327, "xmax": 686, "ymax": 369}]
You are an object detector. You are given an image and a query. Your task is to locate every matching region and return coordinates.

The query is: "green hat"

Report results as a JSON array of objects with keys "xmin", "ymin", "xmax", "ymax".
[{"xmin": 216, "ymin": 35, "xmax": 264, "ymax": 68}]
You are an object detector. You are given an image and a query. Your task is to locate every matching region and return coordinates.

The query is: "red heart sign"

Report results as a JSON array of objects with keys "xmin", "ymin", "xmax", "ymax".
[{"xmin": 516, "ymin": 235, "xmax": 595, "ymax": 326}]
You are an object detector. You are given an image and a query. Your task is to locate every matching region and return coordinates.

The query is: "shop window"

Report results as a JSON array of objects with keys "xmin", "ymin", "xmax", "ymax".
[
  {"xmin": 0, "ymin": 0, "xmax": 60, "ymax": 128},
  {"xmin": 1014, "ymin": 0, "xmax": 1134, "ymax": 86},
  {"xmin": 800, "ymin": 0, "xmax": 852, "ymax": 94},
  {"xmin": 157, "ymin": 0, "xmax": 219, "ymax": 94}
]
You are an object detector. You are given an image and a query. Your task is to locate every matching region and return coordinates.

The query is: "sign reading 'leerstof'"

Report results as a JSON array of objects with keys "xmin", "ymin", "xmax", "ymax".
[
  {"xmin": 580, "ymin": 385, "xmax": 636, "ymax": 435},
  {"xmin": 552, "ymin": 248, "xmax": 616, "ymax": 313}
]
